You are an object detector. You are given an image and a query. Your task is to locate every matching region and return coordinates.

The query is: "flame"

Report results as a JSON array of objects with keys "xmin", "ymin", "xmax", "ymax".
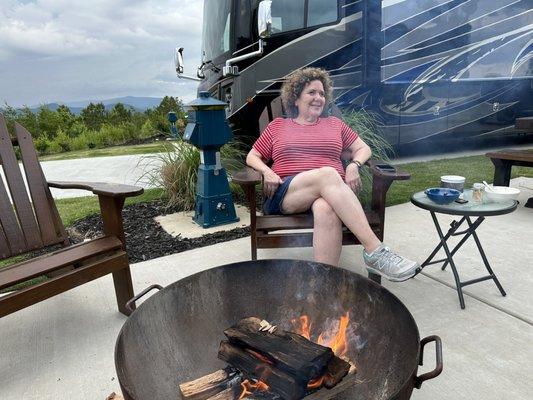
[
  {"xmin": 317, "ymin": 312, "xmax": 350, "ymax": 358},
  {"xmin": 307, "ymin": 375, "xmax": 326, "ymax": 389},
  {"xmin": 238, "ymin": 379, "xmax": 269, "ymax": 400},
  {"xmin": 291, "ymin": 315, "xmax": 312, "ymax": 340},
  {"xmin": 238, "ymin": 355, "xmax": 272, "ymax": 399},
  {"xmin": 292, "ymin": 312, "xmax": 350, "ymax": 358},
  {"xmin": 293, "ymin": 312, "xmax": 352, "ymax": 391}
]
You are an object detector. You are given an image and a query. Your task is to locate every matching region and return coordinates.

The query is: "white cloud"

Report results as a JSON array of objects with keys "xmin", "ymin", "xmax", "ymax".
[{"xmin": 0, "ymin": 0, "xmax": 204, "ymax": 106}]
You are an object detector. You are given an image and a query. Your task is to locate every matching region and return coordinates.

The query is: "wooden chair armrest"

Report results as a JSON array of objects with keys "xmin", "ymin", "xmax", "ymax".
[
  {"xmin": 366, "ymin": 160, "xmax": 410, "ymax": 181},
  {"xmin": 231, "ymin": 167, "xmax": 262, "ymax": 186},
  {"xmin": 48, "ymin": 181, "xmax": 144, "ymax": 198}
]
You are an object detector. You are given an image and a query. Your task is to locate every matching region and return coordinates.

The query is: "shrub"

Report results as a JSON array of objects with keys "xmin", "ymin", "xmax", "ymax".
[
  {"xmin": 69, "ymin": 134, "xmax": 89, "ymax": 151},
  {"xmin": 67, "ymin": 120, "xmax": 88, "ymax": 138},
  {"xmin": 34, "ymin": 136, "xmax": 51, "ymax": 155},
  {"xmin": 49, "ymin": 128, "xmax": 71, "ymax": 152},
  {"xmin": 140, "ymin": 119, "xmax": 157, "ymax": 139},
  {"xmin": 83, "ymin": 130, "xmax": 99, "ymax": 149}
]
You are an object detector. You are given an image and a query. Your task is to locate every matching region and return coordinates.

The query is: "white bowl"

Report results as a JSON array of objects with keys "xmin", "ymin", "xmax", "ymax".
[{"xmin": 484, "ymin": 186, "xmax": 520, "ymax": 203}]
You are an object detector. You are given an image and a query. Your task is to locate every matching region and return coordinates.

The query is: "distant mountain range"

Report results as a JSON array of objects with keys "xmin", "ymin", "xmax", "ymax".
[{"xmin": 20, "ymin": 96, "xmax": 164, "ymax": 114}]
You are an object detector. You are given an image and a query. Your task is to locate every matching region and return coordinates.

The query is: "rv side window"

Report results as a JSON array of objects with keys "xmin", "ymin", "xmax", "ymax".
[
  {"xmin": 271, "ymin": 0, "xmax": 305, "ymax": 33},
  {"xmin": 307, "ymin": 0, "xmax": 338, "ymax": 27}
]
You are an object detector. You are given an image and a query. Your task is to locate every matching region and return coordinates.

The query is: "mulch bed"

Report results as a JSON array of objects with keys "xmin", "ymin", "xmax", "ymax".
[{"xmin": 68, "ymin": 201, "xmax": 251, "ymax": 263}]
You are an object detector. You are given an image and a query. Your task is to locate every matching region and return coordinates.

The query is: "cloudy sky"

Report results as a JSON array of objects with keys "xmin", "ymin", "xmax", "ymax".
[{"xmin": 0, "ymin": 0, "xmax": 204, "ymax": 107}]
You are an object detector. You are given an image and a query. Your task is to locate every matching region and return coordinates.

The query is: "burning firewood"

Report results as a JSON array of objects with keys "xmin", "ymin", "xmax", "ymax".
[
  {"xmin": 181, "ymin": 315, "xmax": 356, "ymax": 400},
  {"xmin": 222, "ymin": 317, "xmax": 334, "ymax": 382},
  {"xmin": 217, "ymin": 317, "xmax": 353, "ymax": 400}
]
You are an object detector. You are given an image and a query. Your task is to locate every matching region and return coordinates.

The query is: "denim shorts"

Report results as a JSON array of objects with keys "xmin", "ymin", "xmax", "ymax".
[{"xmin": 263, "ymin": 176, "xmax": 295, "ymax": 215}]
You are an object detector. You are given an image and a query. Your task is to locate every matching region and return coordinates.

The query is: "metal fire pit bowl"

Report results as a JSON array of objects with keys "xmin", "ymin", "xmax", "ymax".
[{"xmin": 115, "ymin": 260, "xmax": 442, "ymax": 400}]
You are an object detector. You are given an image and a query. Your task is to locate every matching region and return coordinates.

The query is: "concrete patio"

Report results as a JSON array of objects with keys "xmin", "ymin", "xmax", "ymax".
[{"xmin": 1, "ymin": 179, "xmax": 532, "ymax": 399}]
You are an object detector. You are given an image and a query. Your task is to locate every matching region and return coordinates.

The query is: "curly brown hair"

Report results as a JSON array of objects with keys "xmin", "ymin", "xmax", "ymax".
[{"xmin": 280, "ymin": 67, "xmax": 333, "ymax": 118}]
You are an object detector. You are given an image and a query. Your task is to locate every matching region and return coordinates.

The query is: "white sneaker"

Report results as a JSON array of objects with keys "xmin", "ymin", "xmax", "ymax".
[{"xmin": 363, "ymin": 245, "xmax": 421, "ymax": 282}]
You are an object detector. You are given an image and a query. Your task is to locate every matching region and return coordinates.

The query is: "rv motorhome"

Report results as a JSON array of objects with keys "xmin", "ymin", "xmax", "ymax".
[{"xmin": 176, "ymin": 0, "xmax": 533, "ymax": 148}]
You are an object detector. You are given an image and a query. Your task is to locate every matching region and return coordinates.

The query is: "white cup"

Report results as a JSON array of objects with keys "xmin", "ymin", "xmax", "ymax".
[{"xmin": 440, "ymin": 175, "xmax": 466, "ymax": 192}]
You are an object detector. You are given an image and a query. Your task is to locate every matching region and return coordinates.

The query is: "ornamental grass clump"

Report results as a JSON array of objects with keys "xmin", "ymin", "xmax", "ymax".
[
  {"xmin": 342, "ymin": 110, "xmax": 394, "ymax": 203},
  {"xmin": 141, "ymin": 138, "xmax": 247, "ymax": 210}
]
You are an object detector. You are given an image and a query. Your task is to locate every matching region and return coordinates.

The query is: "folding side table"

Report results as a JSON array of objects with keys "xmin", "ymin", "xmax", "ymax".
[{"xmin": 411, "ymin": 190, "xmax": 517, "ymax": 309}]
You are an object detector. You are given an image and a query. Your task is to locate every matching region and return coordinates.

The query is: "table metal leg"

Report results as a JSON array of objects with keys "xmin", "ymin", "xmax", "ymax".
[
  {"xmin": 426, "ymin": 211, "xmax": 467, "ymax": 309},
  {"xmin": 422, "ymin": 213, "xmax": 508, "ymax": 309},
  {"xmin": 441, "ymin": 216, "xmax": 484, "ymax": 271},
  {"xmin": 466, "ymin": 217, "xmax": 507, "ymax": 297},
  {"xmin": 422, "ymin": 216, "xmax": 466, "ymax": 267}
]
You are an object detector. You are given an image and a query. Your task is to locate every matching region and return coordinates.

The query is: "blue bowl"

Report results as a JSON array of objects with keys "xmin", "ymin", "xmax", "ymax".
[{"xmin": 425, "ymin": 187, "xmax": 461, "ymax": 205}]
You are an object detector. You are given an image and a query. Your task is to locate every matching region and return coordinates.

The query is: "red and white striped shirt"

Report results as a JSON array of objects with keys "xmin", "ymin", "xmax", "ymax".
[{"xmin": 253, "ymin": 117, "xmax": 358, "ymax": 180}]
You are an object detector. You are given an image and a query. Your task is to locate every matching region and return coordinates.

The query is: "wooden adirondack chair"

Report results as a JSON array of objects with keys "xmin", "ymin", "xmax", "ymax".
[
  {"xmin": 0, "ymin": 114, "xmax": 143, "ymax": 318},
  {"xmin": 232, "ymin": 161, "xmax": 410, "ymax": 283}
]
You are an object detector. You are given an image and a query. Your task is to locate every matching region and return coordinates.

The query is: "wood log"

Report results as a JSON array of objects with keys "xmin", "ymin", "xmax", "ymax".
[
  {"xmin": 322, "ymin": 356, "xmax": 350, "ymax": 389},
  {"xmin": 180, "ymin": 367, "xmax": 242, "ymax": 400},
  {"xmin": 223, "ymin": 317, "xmax": 333, "ymax": 381},
  {"xmin": 218, "ymin": 340, "xmax": 306, "ymax": 400},
  {"xmin": 204, "ymin": 386, "xmax": 240, "ymax": 400}
]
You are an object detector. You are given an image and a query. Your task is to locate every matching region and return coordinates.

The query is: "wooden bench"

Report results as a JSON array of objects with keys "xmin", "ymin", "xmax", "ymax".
[
  {"xmin": 232, "ymin": 161, "xmax": 410, "ymax": 283},
  {"xmin": 0, "ymin": 114, "xmax": 143, "ymax": 318}
]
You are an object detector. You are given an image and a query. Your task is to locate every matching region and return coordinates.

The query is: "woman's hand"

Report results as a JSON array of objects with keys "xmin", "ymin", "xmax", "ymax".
[
  {"xmin": 345, "ymin": 163, "xmax": 362, "ymax": 193},
  {"xmin": 263, "ymin": 169, "xmax": 283, "ymax": 198}
]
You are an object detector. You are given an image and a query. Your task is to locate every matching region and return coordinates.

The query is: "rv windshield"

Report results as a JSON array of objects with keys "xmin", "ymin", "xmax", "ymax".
[{"xmin": 202, "ymin": 0, "xmax": 232, "ymax": 61}]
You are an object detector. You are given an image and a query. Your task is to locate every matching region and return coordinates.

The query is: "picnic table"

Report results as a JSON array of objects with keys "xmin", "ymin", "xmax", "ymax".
[
  {"xmin": 485, "ymin": 149, "xmax": 533, "ymax": 186},
  {"xmin": 485, "ymin": 148, "xmax": 533, "ymax": 208}
]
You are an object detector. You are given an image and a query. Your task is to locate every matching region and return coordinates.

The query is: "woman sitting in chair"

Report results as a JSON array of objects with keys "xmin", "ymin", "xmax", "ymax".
[{"xmin": 246, "ymin": 67, "xmax": 419, "ymax": 282}]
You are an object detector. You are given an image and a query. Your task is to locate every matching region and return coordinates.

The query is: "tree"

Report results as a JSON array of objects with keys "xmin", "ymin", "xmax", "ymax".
[
  {"xmin": 150, "ymin": 96, "xmax": 186, "ymax": 134},
  {"xmin": 17, "ymin": 106, "xmax": 39, "ymax": 137},
  {"xmin": 37, "ymin": 106, "xmax": 62, "ymax": 139},
  {"xmin": 56, "ymin": 105, "xmax": 76, "ymax": 134},
  {"xmin": 155, "ymin": 96, "xmax": 185, "ymax": 117},
  {"xmin": 2, "ymin": 103, "xmax": 18, "ymax": 134},
  {"xmin": 108, "ymin": 103, "xmax": 133, "ymax": 125},
  {"xmin": 81, "ymin": 102, "xmax": 106, "ymax": 130}
]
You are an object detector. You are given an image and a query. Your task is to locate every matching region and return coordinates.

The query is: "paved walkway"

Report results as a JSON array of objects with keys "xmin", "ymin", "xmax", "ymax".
[
  {"xmin": 1, "ymin": 179, "xmax": 532, "ymax": 399},
  {"xmin": 40, "ymin": 154, "xmax": 162, "ymax": 198}
]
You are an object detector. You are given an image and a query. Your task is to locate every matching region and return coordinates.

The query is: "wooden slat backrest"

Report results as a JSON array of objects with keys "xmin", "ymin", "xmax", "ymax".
[
  {"xmin": 15, "ymin": 122, "xmax": 67, "ymax": 246},
  {"xmin": 0, "ymin": 161, "xmax": 27, "ymax": 257},
  {"xmin": 0, "ymin": 114, "xmax": 67, "ymax": 259}
]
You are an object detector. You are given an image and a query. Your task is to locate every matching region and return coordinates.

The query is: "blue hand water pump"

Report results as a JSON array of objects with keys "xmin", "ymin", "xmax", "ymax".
[{"xmin": 171, "ymin": 91, "xmax": 239, "ymax": 228}]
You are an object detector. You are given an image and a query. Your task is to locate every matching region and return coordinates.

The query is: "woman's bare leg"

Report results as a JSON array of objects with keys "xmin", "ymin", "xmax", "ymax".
[
  {"xmin": 281, "ymin": 167, "xmax": 381, "ymax": 253},
  {"xmin": 312, "ymin": 198, "xmax": 342, "ymax": 265}
]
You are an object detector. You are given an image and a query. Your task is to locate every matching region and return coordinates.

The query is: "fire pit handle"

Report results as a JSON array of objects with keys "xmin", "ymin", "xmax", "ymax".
[
  {"xmin": 125, "ymin": 284, "xmax": 164, "ymax": 313},
  {"xmin": 415, "ymin": 335, "xmax": 443, "ymax": 389}
]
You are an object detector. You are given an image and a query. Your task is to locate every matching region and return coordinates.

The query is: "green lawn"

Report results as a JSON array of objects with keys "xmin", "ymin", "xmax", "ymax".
[
  {"xmin": 39, "ymin": 142, "xmax": 169, "ymax": 161},
  {"xmin": 56, "ymin": 187, "xmax": 165, "ymax": 226}
]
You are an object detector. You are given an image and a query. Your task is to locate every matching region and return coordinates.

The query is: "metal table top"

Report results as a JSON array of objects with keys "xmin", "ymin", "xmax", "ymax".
[{"xmin": 411, "ymin": 189, "xmax": 518, "ymax": 217}]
